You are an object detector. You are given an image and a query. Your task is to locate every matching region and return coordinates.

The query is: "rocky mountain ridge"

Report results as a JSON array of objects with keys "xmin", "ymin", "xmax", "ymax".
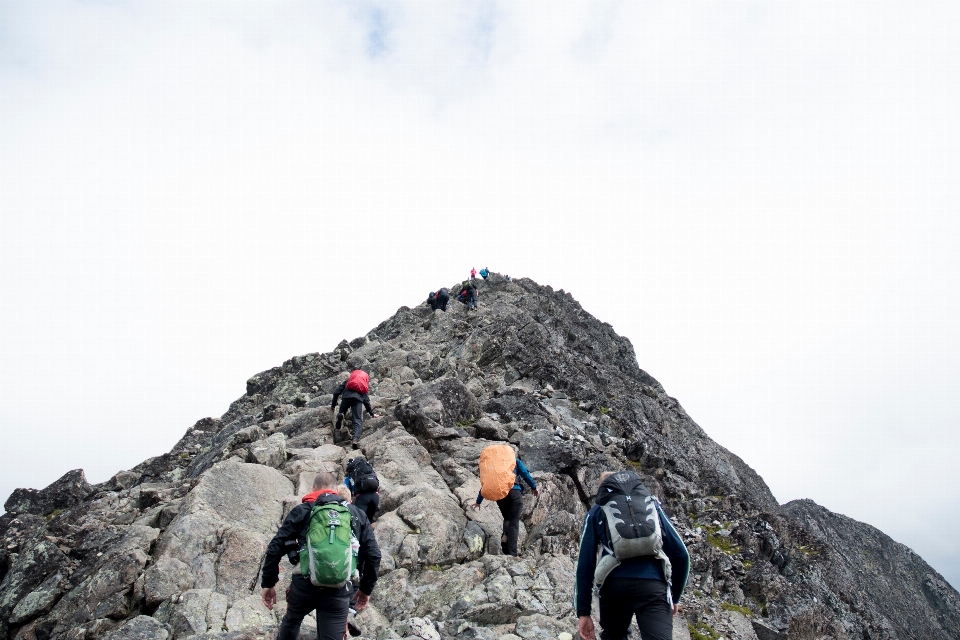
[{"xmin": 2, "ymin": 275, "xmax": 958, "ymax": 640}]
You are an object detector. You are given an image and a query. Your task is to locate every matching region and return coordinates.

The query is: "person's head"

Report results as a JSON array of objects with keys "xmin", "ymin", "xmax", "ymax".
[
  {"xmin": 337, "ymin": 485, "xmax": 352, "ymax": 501},
  {"xmin": 598, "ymin": 471, "xmax": 616, "ymax": 488},
  {"xmin": 312, "ymin": 471, "xmax": 338, "ymax": 491}
]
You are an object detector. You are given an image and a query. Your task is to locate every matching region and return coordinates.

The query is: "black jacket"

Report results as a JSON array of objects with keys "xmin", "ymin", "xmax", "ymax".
[
  {"xmin": 331, "ymin": 382, "xmax": 375, "ymax": 416},
  {"xmin": 261, "ymin": 493, "xmax": 382, "ymax": 595}
]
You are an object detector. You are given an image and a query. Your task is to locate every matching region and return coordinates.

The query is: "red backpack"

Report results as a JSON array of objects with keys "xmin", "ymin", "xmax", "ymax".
[{"xmin": 345, "ymin": 370, "xmax": 369, "ymax": 394}]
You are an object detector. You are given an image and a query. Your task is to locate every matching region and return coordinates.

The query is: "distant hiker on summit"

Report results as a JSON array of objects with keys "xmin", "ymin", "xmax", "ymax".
[
  {"xmin": 261, "ymin": 471, "xmax": 381, "ymax": 640},
  {"xmin": 428, "ymin": 288, "xmax": 450, "ymax": 311},
  {"xmin": 575, "ymin": 470, "xmax": 690, "ymax": 640},
  {"xmin": 479, "ymin": 267, "xmax": 489, "ymax": 280},
  {"xmin": 471, "ymin": 444, "xmax": 538, "ymax": 556},
  {"xmin": 332, "ymin": 370, "xmax": 378, "ymax": 448},
  {"xmin": 470, "ymin": 267, "xmax": 477, "ymax": 280}
]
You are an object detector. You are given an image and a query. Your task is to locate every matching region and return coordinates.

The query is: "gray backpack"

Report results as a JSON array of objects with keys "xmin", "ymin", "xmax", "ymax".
[{"xmin": 593, "ymin": 471, "xmax": 672, "ymax": 589}]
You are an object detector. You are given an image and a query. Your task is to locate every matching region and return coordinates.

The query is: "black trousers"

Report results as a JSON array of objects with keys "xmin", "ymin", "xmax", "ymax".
[
  {"xmin": 277, "ymin": 575, "xmax": 351, "ymax": 640},
  {"xmin": 436, "ymin": 292, "xmax": 449, "ymax": 311},
  {"xmin": 598, "ymin": 577, "xmax": 673, "ymax": 640},
  {"xmin": 353, "ymin": 492, "xmax": 379, "ymax": 522},
  {"xmin": 337, "ymin": 399, "xmax": 365, "ymax": 441},
  {"xmin": 496, "ymin": 489, "xmax": 523, "ymax": 556}
]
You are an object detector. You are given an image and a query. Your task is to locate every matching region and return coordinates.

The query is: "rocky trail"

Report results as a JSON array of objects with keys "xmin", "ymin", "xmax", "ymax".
[{"xmin": 2, "ymin": 275, "xmax": 958, "ymax": 640}]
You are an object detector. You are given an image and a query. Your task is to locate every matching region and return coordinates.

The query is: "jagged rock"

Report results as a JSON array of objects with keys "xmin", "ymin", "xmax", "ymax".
[
  {"xmin": 0, "ymin": 539, "xmax": 70, "ymax": 636},
  {"xmin": 9, "ymin": 570, "xmax": 65, "ymax": 625},
  {"xmin": 144, "ymin": 557, "xmax": 195, "ymax": 607},
  {"xmin": 3, "ymin": 469, "xmax": 91, "ymax": 517},
  {"xmin": 513, "ymin": 614, "xmax": 576, "ymax": 640},
  {"xmin": 3, "ymin": 276, "xmax": 959, "ymax": 640},
  {"xmin": 224, "ymin": 594, "xmax": 276, "ymax": 631},
  {"xmin": 394, "ymin": 378, "xmax": 480, "ymax": 442},
  {"xmin": 248, "ymin": 433, "xmax": 287, "ymax": 468},
  {"xmin": 46, "ymin": 546, "xmax": 150, "ymax": 634},
  {"xmin": 101, "ymin": 615, "xmax": 171, "ymax": 639}
]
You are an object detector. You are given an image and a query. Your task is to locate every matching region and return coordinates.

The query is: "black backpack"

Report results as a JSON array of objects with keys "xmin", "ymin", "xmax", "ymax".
[
  {"xmin": 346, "ymin": 457, "xmax": 379, "ymax": 494},
  {"xmin": 592, "ymin": 470, "xmax": 671, "ymax": 588}
]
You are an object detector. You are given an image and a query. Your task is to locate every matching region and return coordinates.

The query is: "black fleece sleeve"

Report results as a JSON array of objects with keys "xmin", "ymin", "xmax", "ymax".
[
  {"xmin": 331, "ymin": 382, "xmax": 345, "ymax": 409},
  {"xmin": 658, "ymin": 504, "xmax": 690, "ymax": 604},
  {"xmin": 363, "ymin": 396, "xmax": 375, "ymax": 417},
  {"xmin": 353, "ymin": 508, "xmax": 382, "ymax": 595},
  {"xmin": 261, "ymin": 504, "xmax": 310, "ymax": 588}
]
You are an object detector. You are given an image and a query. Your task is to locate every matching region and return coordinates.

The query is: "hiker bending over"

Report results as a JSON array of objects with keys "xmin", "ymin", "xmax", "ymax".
[
  {"xmin": 428, "ymin": 288, "xmax": 450, "ymax": 312},
  {"xmin": 575, "ymin": 470, "xmax": 689, "ymax": 640},
  {"xmin": 471, "ymin": 445, "xmax": 538, "ymax": 556},
  {"xmin": 457, "ymin": 282, "xmax": 478, "ymax": 311},
  {"xmin": 332, "ymin": 370, "xmax": 378, "ymax": 448},
  {"xmin": 345, "ymin": 456, "xmax": 380, "ymax": 522},
  {"xmin": 261, "ymin": 471, "xmax": 381, "ymax": 640},
  {"xmin": 479, "ymin": 267, "xmax": 489, "ymax": 279}
]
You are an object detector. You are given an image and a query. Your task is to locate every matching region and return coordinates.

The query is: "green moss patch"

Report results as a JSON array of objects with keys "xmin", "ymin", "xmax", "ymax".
[{"xmin": 689, "ymin": 622, "xmax": 720, "ymax": 640}]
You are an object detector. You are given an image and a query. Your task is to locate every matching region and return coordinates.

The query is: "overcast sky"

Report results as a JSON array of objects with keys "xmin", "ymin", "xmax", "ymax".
[{"xmin": 2, "ymin": 0, "xmax": 959, "ymax": 588}]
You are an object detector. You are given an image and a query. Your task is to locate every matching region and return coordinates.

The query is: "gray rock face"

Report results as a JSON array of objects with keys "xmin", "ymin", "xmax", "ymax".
[
  {"xmin": 3, "ymin": 469, "xmax": 91, "ymax": 516},
  {"xmin": 2, "ymin": 276, "xmax": 958, "ymax": 640}
]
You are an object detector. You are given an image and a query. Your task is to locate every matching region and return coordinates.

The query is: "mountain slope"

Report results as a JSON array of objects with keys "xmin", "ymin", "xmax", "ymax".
[{"xmin": 1, "ymin": 275, "xmax": 957, "ymax": 640}]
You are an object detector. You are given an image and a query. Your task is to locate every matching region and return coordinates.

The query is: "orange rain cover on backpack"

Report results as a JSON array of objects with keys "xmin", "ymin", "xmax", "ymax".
[
  {"xmin": 346, "ymin": 370, "xmax": 369, "ymax": 394},
  {"xmin": 479, "ymin": 444, "xmax": 516, "ymax": 501}
]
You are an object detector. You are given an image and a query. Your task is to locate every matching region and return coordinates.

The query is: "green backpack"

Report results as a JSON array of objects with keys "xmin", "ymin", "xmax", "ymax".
[{"xmin": 300, "ymin": 502, "xmax": 356, "ymax": 588}]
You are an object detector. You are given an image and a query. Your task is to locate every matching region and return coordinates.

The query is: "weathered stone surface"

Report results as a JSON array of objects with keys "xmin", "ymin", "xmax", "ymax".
[
  {"xmin": 248, "ymin": 433, "xmax": 286, "ymax": 469},
  {"xmin": 224, "ymin": 594, "xmax": 276, "ymax": 631},
  {"xmin": 154, "ymin": 461, "xmax": 292, "ymax": 567},
  {"xmin": 144, "ymin": 557, "xmax": 195, "ymax": 606},
  {"xmin": 3, "ymin": 276, "xmax": 959, "ymax": 640},
  {"xmin": 101, "ymin": 615, "xmax": 170, "ymax": 639},
  {"xmin": 3, "ymin": 469, "xmax": 91, "ymax": 517},
  {"xmin": 8, "ymin": 570, "xmax": 65, "ymax": 625},
  {"xmin": 394, "ymin": 377, "xmax": 480, "ymax": 442}
]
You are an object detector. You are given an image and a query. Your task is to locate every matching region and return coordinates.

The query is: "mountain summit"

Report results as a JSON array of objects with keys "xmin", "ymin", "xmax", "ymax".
[{"xmin": 2, "ymin": 275, "xmax": 958, "ymax": 639}]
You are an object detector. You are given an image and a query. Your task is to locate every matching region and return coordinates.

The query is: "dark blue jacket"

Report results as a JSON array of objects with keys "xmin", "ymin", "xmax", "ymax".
[
  {"xmin": 574, "ymin": 500, "xmax": 689, "ymax": 617},
  {"xmin": 475, "ymin": 459, "xmax": 536, "ymax": 504}
]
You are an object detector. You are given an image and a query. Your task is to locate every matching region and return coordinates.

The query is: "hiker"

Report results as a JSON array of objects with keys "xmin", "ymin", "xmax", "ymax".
[
  {"xmin": 471, "ymin": 445, "xmax": 538, "ymax": 556},
  {"xmin": 332, "ymin": 370, "xmax": 378, "ymax": 448},
  {"xmin": 471, "ymin": 267, "xmax": 477, "ymax": 280},
  {"xmin": 479, "ymin": 267, "xmax": 489, "ymax": 279},
  {"xmin": 574, "ymin": 470, "xmax": 690, "ymax": 640},
  {"xmin": 504, "ymin": 274, "xmax": 511, "ymax": 282},
  {"xmin": 457, "ymin": 282, "xmax": 477, "ymax": 311},
  {"xmin": 345, "ymin": 456, "xmax": 380, "ymax": 522},
  {"xmin": 261, "ymin": 471, "xmax": 381, "ymax": 640},
  {"xmin": 428, "ymin": 288, "xmax": 449, "ymax": 312}
]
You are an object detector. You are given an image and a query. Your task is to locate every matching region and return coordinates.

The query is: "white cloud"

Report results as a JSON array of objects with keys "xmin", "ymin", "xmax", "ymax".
[{"xmin": 2, "ymin": 0, "xmax": 959, "ymax": 587}]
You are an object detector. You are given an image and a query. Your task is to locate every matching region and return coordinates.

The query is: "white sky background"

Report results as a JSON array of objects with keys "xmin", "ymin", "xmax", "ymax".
[{"xmin": 2, "ymin": 1, "xmax": 959, "ymax": 587}]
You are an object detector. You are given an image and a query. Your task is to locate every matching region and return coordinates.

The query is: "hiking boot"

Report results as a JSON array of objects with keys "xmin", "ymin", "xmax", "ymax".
[
  {"xmin": 347, "ymin": 610, "xmax": 362, "ymax": 637},
  {"xmin": 352, "ymin": 440, "xmax": 360, "ymax": 450}
]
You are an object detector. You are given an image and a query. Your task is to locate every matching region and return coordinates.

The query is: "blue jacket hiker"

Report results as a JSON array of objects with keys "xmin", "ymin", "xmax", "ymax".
[
  {"xmin": 472, "ymin": 458, "xmax": 539, "ymax": 556},
  {"xmin": 575, "ymin": 470, "xmax": 689, "ymax": 640}
]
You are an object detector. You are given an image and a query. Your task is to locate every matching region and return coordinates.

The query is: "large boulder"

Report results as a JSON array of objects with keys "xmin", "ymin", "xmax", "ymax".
[
  {"xmin": 248, "ymin": 433, "xmax": 287, "ymax": 469},
  {"xmin": 395, "ymin": 377, "xmax": 480, "ymax": 442},
  {"xmin": 144, "ymin": 557, "xmax": 195, "ymax": 607},
  {"xmin": 153, "ymin": 461, "xmax": 293, "ymax": 599},
  {"xmin": 3, "ymin": 469, "xmax": 91, "ymax": 517},
  {"xmin": 0, "ymin": 540, "xmax": 70, "ymax": 634},
  {"xmin": 101, "ymin": 615, "xmax": 171, "ymax": 639}
]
